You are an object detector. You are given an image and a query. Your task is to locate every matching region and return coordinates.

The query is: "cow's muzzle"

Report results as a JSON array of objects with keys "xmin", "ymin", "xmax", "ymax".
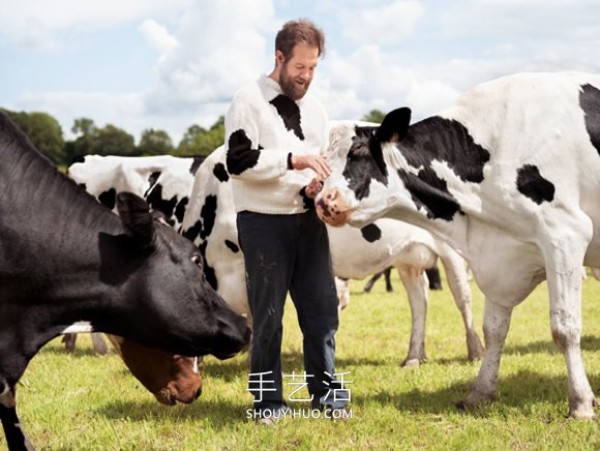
[{"xmin": 315, "ymin": 188, "xmax": 352, "ymax": 227}]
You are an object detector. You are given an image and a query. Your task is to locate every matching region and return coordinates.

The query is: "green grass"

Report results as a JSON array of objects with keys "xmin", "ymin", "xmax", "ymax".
[{"xmin": 4, "ymin": 271, "xmax": 600, "ymax": 450}]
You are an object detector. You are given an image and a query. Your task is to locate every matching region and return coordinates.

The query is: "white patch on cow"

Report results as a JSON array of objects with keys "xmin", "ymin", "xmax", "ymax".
[
  {"xmin": 192, "ymin": 357, "xmax": 199, "ymax": 374},
  {"xmin": 61, "ymin": 321, "xmax": 93, "ymax": 334}
]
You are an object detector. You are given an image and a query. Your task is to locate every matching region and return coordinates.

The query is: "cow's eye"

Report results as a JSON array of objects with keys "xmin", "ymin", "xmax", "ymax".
[{"xmin": 191, "ymin": 254, "xmax": 203, "ymax": 267}]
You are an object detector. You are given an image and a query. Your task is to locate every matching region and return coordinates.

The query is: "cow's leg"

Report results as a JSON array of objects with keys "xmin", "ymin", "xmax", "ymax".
[
  {"xmin": 363, "ymin": 270, "xmax": 384, "ymax": 293},
  {"xmin": 90, "ymin": 333, "xmax": 108, "ymax": 355},
  {"xmin": 383, "ymin": 267, "xmax": 394, "ymax": 292},
  {"xmin": 462, "ymin": 299, "xmax": 512, "ymax": 406},
  {"xmin": 62, "ymin": 333, "xmax": 77, "ymax": 353},
  {"xmin": 397, "ymin": 265, "xmax": 429, "ymax": 367},
  {"xmin": 438, "ymin": 247, "xmax": 484, "ymax": 360},
  {"xmin": 0, "ymin": 383, "xmax": 34, "ymax": 451},
  {"xmin": 544, "ymin": 241, "xmax": 596, "ymax": 418}
]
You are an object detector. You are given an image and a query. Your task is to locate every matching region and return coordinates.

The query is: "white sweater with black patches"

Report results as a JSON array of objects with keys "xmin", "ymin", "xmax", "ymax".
[{"xmin": 225, "ymin": 74, "xmax": 328, "ymax": 214}]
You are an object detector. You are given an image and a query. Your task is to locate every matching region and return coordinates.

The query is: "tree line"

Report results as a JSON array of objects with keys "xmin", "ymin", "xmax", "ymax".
[{"xmin": 1, "ymin": 108, "xmax": 385, "ymax": 167}]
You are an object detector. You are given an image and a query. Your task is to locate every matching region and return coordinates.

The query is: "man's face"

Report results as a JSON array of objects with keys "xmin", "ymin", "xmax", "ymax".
[{"xmin": 278, "ymin": 42, "xmax": 319, "ymax": 101}]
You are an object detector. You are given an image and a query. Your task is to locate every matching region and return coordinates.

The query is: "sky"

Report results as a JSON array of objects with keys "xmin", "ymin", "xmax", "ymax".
[{"xmin": 1, "ymin": 0, "xmax": 600, "ymax": 144}]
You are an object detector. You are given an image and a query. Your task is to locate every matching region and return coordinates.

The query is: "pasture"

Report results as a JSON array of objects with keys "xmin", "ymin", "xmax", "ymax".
[{"xmin": 4, "ymin": 271, "xmax": 600, "ymax": 450}]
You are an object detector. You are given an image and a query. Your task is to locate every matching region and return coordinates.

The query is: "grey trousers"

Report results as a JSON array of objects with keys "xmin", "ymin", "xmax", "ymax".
[{"xmin": 237, "ymin": 210, "xmax": 347, "ymax": 412}]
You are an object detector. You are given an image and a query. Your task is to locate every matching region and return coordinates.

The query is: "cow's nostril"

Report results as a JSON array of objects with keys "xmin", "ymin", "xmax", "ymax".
[{"xmin": 195, "ymin": 387, "xmax": 202, "ymax": 399}]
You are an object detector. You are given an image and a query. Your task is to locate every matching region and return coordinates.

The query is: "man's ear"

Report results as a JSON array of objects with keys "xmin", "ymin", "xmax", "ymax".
[
  {"xmin": 116, "ymin": 192, "xmax": 155, "ymax": 250},
  {"xmin": 275, "ymin": 50, "xmax": 285, "ymax": 64}
]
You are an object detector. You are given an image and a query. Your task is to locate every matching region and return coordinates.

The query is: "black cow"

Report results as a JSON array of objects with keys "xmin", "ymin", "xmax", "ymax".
[{"xmin": 0, "ymin": 112, "xmax": 250, "ymax": 450}]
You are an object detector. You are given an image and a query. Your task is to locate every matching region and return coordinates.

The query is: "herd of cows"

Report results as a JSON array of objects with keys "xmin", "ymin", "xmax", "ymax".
[{"xmin": 2, "ymin": 70, "xmax": 600, "ymax": 449}]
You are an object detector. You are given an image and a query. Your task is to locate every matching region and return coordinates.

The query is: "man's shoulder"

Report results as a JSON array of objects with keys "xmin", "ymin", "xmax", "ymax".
[{"xmin": 233, "ymin": 77, "xmax": 262, "ymax": 100}]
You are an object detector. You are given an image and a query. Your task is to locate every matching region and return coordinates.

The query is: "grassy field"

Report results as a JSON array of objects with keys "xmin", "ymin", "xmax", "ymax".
[{"xmin": 4, "ymin": 271, "xmax": 600, "ymax": 450}]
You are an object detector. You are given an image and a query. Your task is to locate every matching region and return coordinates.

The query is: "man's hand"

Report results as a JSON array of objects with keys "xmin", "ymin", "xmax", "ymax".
[
  {"xmin": 305, "ymin": 177, "xmax": 324, "ymax": 199},
  {"xmin": 291, "ymin": 154, "xmax": 331, "ymax": 180}
]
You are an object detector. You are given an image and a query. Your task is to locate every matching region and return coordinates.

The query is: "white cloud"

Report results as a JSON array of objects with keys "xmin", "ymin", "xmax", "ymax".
[
  {"xmin": 139, "ymin": 19, "xmax": 179, "ymax": 56},
  {"xmin": 340, "ymin": 0, "xmax": 424, "ymax": 44},
  {"xmin": 0, "ymin": 0, "xmax": 191, "ymax": 49},
  {"xmin": 142, "ymin": 0, "xmax": 278, "ymax": 119}
]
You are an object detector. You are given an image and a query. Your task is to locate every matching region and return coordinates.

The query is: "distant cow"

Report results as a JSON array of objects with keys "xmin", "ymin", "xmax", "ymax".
[
  {"xmin": 181, "ymin": 146, "xmax": 483, "ymax": 366},
  {"xmin": 0, "ymin": 112, "xmax": 249, "ymax": 449},
  {"xmin": 68, "ymin": 154, "xmax": 203, "ymax": 231},
  {"xmin": 316, "ymin": 72, "xmax": 600, "ymax": 418}
]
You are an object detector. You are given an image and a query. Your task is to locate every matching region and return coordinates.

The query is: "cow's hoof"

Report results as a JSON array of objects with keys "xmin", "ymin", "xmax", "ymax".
[
  {"xmin": 569, "ymin": 399, "xmax": 597, "ymax": 420},
  {"xmin": 401, "ymin": 356, "xmax": 427, "ymax": 368}
]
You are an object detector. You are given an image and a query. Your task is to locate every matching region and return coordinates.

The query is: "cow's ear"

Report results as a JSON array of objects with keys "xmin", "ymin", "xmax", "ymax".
[
  {"xmin": 376, "ymin": 107, "xmax": 411, "ymax": 143},
  {"xmin": 116, "ymin": 192, "xmax": 155, "ymax": 250}
]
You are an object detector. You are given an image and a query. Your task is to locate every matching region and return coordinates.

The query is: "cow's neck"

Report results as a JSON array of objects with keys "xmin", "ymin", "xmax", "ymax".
[
  {"xmin": 0, "ymin": 116, "xmax": 131, "ymax": 343},
  {"xmin": 380, "ymin": 117, "xmax": 488, "ymax": 259}
]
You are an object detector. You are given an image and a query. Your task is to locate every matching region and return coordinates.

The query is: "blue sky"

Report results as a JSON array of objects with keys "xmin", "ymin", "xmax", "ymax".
[{"xmin": 1, "ymin": 0, "xmax": 599, "ymax": 144}]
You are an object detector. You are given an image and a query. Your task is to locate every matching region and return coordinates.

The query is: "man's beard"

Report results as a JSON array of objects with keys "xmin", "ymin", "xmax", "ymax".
[{"xmin": 279, "ymin": 67, "xmax": 311, "ymax": 100}]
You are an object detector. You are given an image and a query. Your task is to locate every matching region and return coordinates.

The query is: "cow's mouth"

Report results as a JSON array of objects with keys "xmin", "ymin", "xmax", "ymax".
[{"xmin": 316, "ymin": 191, "xmax": 352, "ymax": 227}]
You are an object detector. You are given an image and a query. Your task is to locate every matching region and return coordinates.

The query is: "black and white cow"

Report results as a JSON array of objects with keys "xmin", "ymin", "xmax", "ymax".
[
  {"xmin": 68, "ymin": 154, "xmax": 203, "ymax": 231},
  {"xmin": 316, "ymin": 71, "xmax": 600, "ymax": 418},
  {"xmin": 0, "ymin": 112, "xmax": 249, "ymax": 449},
  {"xmin": 181, "ymin": 145, "xmax": 483, "ymax": 366}
]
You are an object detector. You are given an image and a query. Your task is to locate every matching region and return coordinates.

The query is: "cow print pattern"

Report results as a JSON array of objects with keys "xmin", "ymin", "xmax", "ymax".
[
  {"xmin": 98, "ymin": 188, "xmax": 116, "ymax": 210},
  {"xmin": 270, "ymin": 94, "xmax": 304, "ymax": 140},
  {"xmin": 360, "ymin": 223, "xmax": 382, "ymax": 243},
  {"xmin": 579, "ymin": 83, "xmax": 600, "ymax": 156},
  {"xmin": 516, "ymin": 164, "xmax": 555, "ymax": 204},
  {"xmin": 213, "ymin": 163, "xmax": 229, "ymax": 182},
  {"xmin": 226, "ymin": 129, "xmax": 261, "ymax": 175}
]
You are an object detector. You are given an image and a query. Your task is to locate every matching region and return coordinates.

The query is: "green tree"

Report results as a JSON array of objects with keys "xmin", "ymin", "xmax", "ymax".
[
  {"xmin": 174, "ymin": 116, "xmax": 225, "ymax": 157},
  {"xmin": 64, "ymin": 117, "xmax": 97, "ymax": 165},
  {"xmin": 91, "ymin": 124, "xmax": 136, "ymax": 156},
  {"xmin": 2, "ymin": 109, "xmax": 65, "ymax": 164},
  {"xmin": 138, "ymin": 128, "xmax": 174, "ymax": 156},
  {"xmin": 361, "ymin": 109, "xmax": 385, "ymax": 124}
]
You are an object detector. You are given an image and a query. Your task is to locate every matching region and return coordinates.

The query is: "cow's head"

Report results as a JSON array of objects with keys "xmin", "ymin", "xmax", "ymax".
[
  {"xmin": 316, "ymin": 108, "xmax": 411, "ymax": 227},
  {"xmin": 96, "ymin": 192, "xmax": 251, "ymax": 359},
  {"xmin": 107, "ymin": 335, "xmax": 202, "ymax": 405}
]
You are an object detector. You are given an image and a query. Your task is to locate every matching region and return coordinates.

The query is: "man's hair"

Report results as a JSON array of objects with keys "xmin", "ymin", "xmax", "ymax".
[{"xmin": 275, "ymin": 19, "xmax": 325, "ymax": 60}]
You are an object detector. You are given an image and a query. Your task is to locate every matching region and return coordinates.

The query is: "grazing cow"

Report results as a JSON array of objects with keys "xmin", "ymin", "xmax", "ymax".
[
  {"xmin": 181, "ymin": 145, "xmax": 483, "ymax": 365},
  {"xmin": 316, "ymin": 71, "xmax": 600, "ymax": 418},
  {"xmin": 67, "ymin": 155, "xmax": 211, "ymax": 406},
  {"xmin": 0, "ymin": 112, "xmax": 249, "ymax": 449},
  {"xmin": 65, "ymin": 155, "xmax": 202, "ymax": 355}
]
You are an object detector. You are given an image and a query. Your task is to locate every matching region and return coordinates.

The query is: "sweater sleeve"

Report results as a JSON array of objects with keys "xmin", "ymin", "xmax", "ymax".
[{"xmin": 224, "ymin": 90, "xmax": 289, "ymax": 182}]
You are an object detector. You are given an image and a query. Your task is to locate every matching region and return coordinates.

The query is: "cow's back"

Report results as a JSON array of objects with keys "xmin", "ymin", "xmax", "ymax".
[{"xmin": 433, "ymin": 72, "xmax": 600, "ymax": 262}]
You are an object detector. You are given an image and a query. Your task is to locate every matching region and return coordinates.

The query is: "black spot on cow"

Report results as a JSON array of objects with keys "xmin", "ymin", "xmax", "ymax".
[
  {"xmin": 226, "ymin": 129, "xmax": 261, "ymax": 175},
  {"xmin": 397, "ymin": 117, "xmax": 490, "ymax": 184},
  {"xmin": 182, "ymin": 220, "xmax": 201, "ymax": 243},
  {"xmin": 342, "ymin": 126, "xmax": 388, "ymax": 200},
  {"xmin": 516, "ymin": 164, "xmax": 555, "ymax": 205},
  {"xmin": 199, "ymin": 241, "xmax": 218, "ymax": 291},
  {"xmin": 199, "ymin": 195, "xmax": 218, "ymax": 240},
  {"xmin": 213, "ymin": 162, "xmax": 230, "ymax": 182},
  {"xmin": 145, "ymin": 184, "xmax": 177, "ymax": 224},
  {"xmin": 147, "ymin": 171, "xmax": 161, "ymax": 190},
  {"xmin": 270, "ymin": 94, "xmax": 304, "ymax": 140},
  {"xmin": 175, "ymin": 197, "xmax": 189, "ymax": 224},
  {"xmin": 360, "ymin": 224, "xmax": 381, "ymax": 242},
  {"xmin": 224, "ymin": 240, "xmax": 240, "ymax": 253},
  {"xmin": 190, "ymin": 156, "xmax": 206, "ymax": 175},
  {"xmin": 98, "ymin": 188, "xmax": 117, "ymax": 210},
  {"xmin": 579, "ymin": 83, "xmax": 600, "ymax": 156},
  {"xmin": 398, "ymin": 167, "xmax": 462, "ymax": 221}
]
